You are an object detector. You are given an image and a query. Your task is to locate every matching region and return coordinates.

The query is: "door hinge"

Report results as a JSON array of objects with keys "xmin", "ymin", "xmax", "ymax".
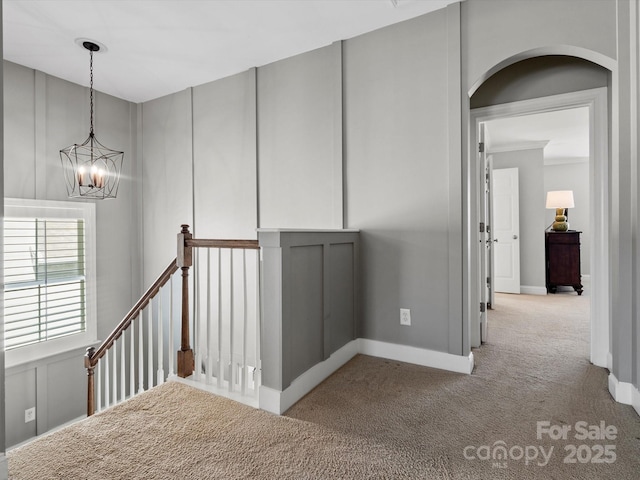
[
  {"xmin": 479, "ymin": 142, "xmax": 485, "ymax": 153},
  {"xmin": 487, "ymin": 276, "xmax": 491, "ymax": 285},
  {"xmin": 480, "ymin": 302, "xmax": 486, "ymax": 313},
  {"xmin": 479, "ymin": 222, "xmax": 485, "ymax": 233}
]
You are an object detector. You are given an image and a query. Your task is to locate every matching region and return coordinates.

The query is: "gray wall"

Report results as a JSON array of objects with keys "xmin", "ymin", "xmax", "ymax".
[
  {"xmin": 138, "ymin": 13, "xmax": 464, "ymax": 390},
  {"xmin": 462, "ymin": 0, "xmax": 616, "ymax": 94},
  {"xmin": 3, "ymin": 61, "xmax": 139, "ymax": 447},
  {"xmin": 613, "ymin": 0, "xmax": 636, "ymax": 390},
  {"xmin": 138, "ymin": 0, "xmax": 632, "ymax": 376},
  {"xmin": 492, "ymin": 149, "xmax": 546, "ymax": 289},
  {"xmin": 635, "ymin": 0, "xmax": 640, "ymax": 408},
  {"xmin": 258, "ymin": 44, "xmax": 343, "ymax": 230},
  {"xmin": 141, "ymin": 89, "xmax": 193, "ymax": 284},
  {"xmin": 0, "ymin": 4, "xmax": 6, "ymax": 474},
  {"xmin": 344, "ymin": 10, "xmax": 460, "ymax": 354},
  {"xmin": 193, "ymin": 69, "xmax": 257, "ymax": 240},
  {"xmin": 134, "ymin": 0, "xmax": 638, "ymax": 419}
]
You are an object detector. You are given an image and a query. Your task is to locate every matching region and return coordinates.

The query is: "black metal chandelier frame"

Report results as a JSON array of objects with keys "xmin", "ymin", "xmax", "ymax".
[{"xmin": 60, "ymin": 41, "xmax": 124, "ymax": 200}]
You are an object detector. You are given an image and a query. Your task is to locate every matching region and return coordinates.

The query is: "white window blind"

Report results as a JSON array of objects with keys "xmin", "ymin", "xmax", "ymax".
[
  {"xmin": 4, "ymin": 217, "xmax": 86, "ymax": 350},
  {"xmin": 4, "ymin": 198, "xmax": 97, "ymax": 367}
]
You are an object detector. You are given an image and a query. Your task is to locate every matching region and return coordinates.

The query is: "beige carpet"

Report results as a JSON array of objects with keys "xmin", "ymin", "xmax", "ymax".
[{"xmin": 8, "ymin": 290, "xmax": 640, "ymax": 479}]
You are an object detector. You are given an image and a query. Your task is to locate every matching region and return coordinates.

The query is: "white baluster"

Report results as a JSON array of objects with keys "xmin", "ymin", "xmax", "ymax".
[
  {"xmin": 105, "ymin": 350, "xmax": 110, "ymax": 408},
  {"xmin": 120, "ymin": 335, "xmax": 126, "ymax": 403},
  {"xmin": 217, "ymin": 248, "xmax": 223, "ymax": 388},
  {"xmin": 130, "ymin": 323, "xmax": 135, "ymax": 399},
  {"xmin": 207, "ymin": 248, "xmax": 214, "ymax": 385},
  {"xmin": 241, "ymin": 249, "xmax": 248, "ymax": 396},
  {"xmin": 157, "ymin": 288, "xmax": 164, "ymax": 385},
  {"xmin": 229, "ymin": 249, "xmax": 235, "ymax": 393},
  {"xmin": 112, "ymin": 339, "xmax": 118, "ymax": 405},
  {"xmin": 169, "ymin": 274, "xmax": 175, "ymax": 377},
  {"xmin": 194, "ymin": 249, "xmax": 202, "ymax": 381},
  {"xmin": 138, "ymin": 314, "xmax": 144, "ymax": 394},
  {"xmin": 148, "ymin": 305, "xmax": 153, "ymax": 389},
  {"xmin": 255, "ymin": 249, "xmax": 262, "ymax": 395},
  {"xmin": 97, "ymin": 358, "xmax": 102, "ymax": 412}
]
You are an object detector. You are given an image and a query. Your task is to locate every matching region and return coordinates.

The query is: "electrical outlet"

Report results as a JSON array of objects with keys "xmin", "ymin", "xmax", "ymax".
[
  {"xmin": 400, "ymin": 308, "xmax": 411, "ymax": 326},
  {"xmin": 25, "ymin": 407, "xmax": 36, "ymax": 423}
]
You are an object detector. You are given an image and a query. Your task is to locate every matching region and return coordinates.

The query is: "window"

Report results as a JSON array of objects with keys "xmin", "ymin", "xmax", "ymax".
[{"xmin": 3, "ymin": 199, "xmax": 97, "ymax": 367}]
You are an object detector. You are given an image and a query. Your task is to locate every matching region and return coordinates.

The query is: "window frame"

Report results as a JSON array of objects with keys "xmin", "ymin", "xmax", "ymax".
[{"xmin": 4, "ymin": 198, "xmax": 97, "ymax": 367}]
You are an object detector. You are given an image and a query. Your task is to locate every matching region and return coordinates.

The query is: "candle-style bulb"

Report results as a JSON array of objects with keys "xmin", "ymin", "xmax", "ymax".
[
  {"xmin": 90, "ymin": 165, "xmax": 98, "ymax": 187},
  {"xmin": 77, "ymin": 165, "xmax": 85, "ymax": 187}
]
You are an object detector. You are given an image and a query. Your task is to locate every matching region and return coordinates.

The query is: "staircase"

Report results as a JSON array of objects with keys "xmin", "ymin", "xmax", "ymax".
[{"xmin": 83, "ymin": 225, "xmax": 261, "ymax": 415}]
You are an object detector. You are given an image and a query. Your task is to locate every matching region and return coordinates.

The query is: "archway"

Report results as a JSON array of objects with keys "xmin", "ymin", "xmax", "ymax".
[{"xmin": 464, "ymin": 52, "xmax": 612, "ymax": 369}]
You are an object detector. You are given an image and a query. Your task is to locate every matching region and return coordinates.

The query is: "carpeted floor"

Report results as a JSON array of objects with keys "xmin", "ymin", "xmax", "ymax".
[{"xmin": 7, "ymin": 289, "xmax": 640, "ymax": 479}]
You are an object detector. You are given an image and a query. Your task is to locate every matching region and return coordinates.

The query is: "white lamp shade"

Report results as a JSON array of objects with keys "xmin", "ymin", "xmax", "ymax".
[{"xmin": 546, "ymin": 190, "xmax": 575, "ymax": 209}]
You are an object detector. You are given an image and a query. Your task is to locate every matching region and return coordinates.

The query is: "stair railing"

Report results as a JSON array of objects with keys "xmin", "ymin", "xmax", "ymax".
[{"xmin": 84, "ymin": 224, "xmax": 260, "ymax": 416}]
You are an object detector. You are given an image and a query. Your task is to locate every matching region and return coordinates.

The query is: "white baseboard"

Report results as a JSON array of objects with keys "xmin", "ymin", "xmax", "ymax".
[
  {"xmin": 258, "ymin": 386, "xmax": 282, "ymax": 414},
  {"xmin": 259, "ymin": 339, "xmax": 360, "ymax": 414},
  {"xmin": 0, "ymin": 454, "xmax": 7, "ymax": 480},
  {"xmin": 608, "ymin": 373, "xmax": 634, "ymax": 405},
  {"xmin": 171, "ymin": 375, "xmax": 260, "ymax": 409},
  {"xmin": 358, "ymin": 339, "xmax": 474, "ymax": 374},
  {"xmin": 520, "ymin": 285, "xmax": 547, "ymax": 295},
  {"xmin": 259, "ymin": 338, "xmax": 474, "ymax": 414},
  {"xmin": 633, "ymin": 383, "xmax": 640, "ymax": 417}
]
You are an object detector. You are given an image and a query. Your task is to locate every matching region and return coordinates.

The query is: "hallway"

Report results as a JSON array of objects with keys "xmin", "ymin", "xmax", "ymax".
[{"xmin": 286, "ymin": 286, "xmax": 640, "ymax": 478}]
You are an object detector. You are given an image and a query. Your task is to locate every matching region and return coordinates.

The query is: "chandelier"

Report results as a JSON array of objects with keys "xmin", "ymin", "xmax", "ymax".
[{"xmin": 60, "ymin": 40, "xmax": 124, "ymax": 199}]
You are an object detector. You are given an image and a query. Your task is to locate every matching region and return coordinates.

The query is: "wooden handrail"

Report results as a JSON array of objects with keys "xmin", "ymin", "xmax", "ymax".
[
  {"xmin": 85, "ymin": 258, "xmax": 178, "ymax": 416},
  {"xmin": 186, "ymin": 238, "xmax": 259, "ymax": 250},
  {"xmin": 87, "ymin": 258, "xmax": 179, "ymax": 368}
]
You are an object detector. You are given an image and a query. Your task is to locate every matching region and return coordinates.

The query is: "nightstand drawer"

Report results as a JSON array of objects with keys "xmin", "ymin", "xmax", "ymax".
[{"xmin": 546, "ymin": 231, "xmax": 580, "ymax": 245}]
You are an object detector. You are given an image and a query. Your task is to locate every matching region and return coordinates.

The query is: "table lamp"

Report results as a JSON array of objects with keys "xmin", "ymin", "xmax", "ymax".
[{"xmin": 546, "ymin": 190, "xmax": 575, "ymax": 231}]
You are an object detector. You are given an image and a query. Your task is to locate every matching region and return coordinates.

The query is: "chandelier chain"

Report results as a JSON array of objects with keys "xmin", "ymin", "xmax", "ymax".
[{"xmin": 89, "ymin": 49, "xmax": 94, "ymax": 135}]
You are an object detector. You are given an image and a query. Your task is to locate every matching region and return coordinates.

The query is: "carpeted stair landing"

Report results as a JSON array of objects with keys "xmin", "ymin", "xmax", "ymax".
[{"xmin": 8, "ymin": 291, "xmax": 640, "ymax": 479}]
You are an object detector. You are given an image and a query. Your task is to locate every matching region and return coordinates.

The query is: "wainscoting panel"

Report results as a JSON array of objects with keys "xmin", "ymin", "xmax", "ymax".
[{"xmin": 259, "ymin": 229, "xmax": 359, "ymax": 391}]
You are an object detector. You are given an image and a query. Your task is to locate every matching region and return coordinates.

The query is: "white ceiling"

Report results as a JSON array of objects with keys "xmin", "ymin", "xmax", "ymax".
[
  {"xmin": 3, "ymin": 0, "xmax": 459, "ymax": 103},
  {"xmin": 3, "ymin": 0, "xmax": 588, "ymax": 155},
  {"xmin": 485, "ymin": 107, "xmax": 589, "ymax": 162}
]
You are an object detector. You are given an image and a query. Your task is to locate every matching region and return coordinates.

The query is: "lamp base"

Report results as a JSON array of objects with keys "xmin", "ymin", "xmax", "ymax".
[
  {"xmin": 551, "ymin": 208, "xmax": 569, "ymax": 231},
  {"xmin": 552, "ymin": 221, "xmax": 569, "ymax": 232}
]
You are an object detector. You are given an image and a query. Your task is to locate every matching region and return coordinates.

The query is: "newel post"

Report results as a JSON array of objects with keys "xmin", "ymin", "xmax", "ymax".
[
  {"xmin": 177, "ymin": 224, "xmax": 194, "ymax": 377},
  {"xmin": 85, "ymin": 346, "xmax": 96, "ymax": 416}
]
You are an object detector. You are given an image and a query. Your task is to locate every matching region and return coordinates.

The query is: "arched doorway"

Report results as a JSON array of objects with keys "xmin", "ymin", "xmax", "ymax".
[{"xmin": 464, "ymin": 53, "xmax": 612, "ymax": 369}]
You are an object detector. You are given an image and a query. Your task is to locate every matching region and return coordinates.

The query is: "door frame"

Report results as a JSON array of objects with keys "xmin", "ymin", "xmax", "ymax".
[
  {"xmin": 468, "ymin": 87, "xmax": 609, "ymax": 368},
  {"xmin": 478, "ymin": 124, "xmax": 488, "ymax": 343}
]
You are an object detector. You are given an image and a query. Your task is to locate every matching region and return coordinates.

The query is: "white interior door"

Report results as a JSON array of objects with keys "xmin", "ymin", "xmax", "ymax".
[{"xmin": 492, "ymin": 167, "xmax": 521, "ymax": 294}]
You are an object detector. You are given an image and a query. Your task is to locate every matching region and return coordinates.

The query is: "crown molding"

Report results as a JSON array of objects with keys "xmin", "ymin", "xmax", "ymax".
[
  {"xmin": 488, "ymin": 140, "xmax": 549, "ymax": 154},
  {"xmin": 544, "ymin": 156, "xmax": 589, "ymax": 166}
]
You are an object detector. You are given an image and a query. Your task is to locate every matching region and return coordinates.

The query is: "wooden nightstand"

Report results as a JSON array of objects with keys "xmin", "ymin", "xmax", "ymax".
[{"xmin": 545, "ymin": 230, "xmax": 583, "ymax": 295}]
